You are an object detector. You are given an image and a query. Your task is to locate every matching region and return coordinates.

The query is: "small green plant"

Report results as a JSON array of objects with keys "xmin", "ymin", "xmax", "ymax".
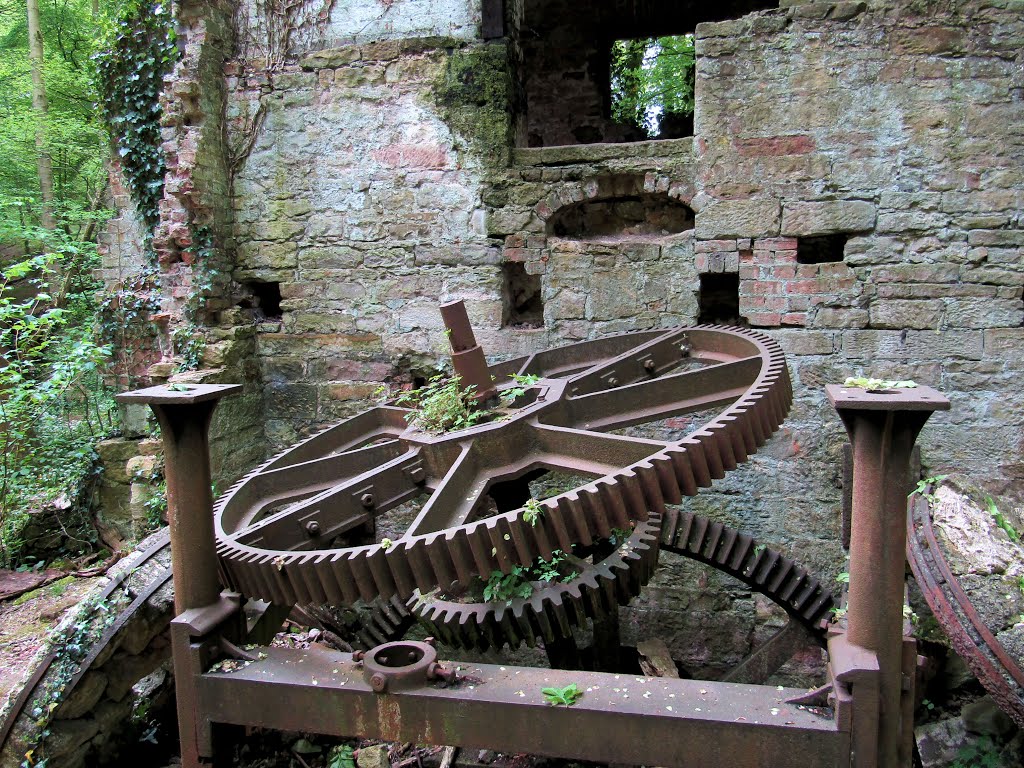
[
  {"xmin": 836, "ymin": 572, "xmax": 850, "ymax": 584},
  {"xmin": 844, "ymin": 377, "xmax": 917, "ymax": 390},
  {"xmin": 171, "ymin": 324, "xmax": 206, "ymax": 372},
  {"xmin": 987, "ymin": 497, "xmax": 1020, "ymax": 543},
  {"xmin": 482, "ymin": 550, "xmax": 577, "ymax": 603},
  {"xmin": 522, "ymin": 498, "xmax": 545, "ymax": 527},
  {"xmin": 830, "ymin": 606, "xmax": 847, "ymax": 622},
  {"xmin": 950, "ymin": 736, "xmax": 1001, "ymax": 768},
  {"xmin": 921, "ymin": 698, "xmax": 935, "ymax": 712},
  {"xmin": 500, "ymin": 373, "xmax": 540, "ymax": 407},
  {"xmin": 911, "ymin": 474, "xmax": 948, "ymax": 505},
  {"xmin": 395, "ymin": 374, "xmax": 487, "ymax": 433},
  {"xmin": 608, "ymin": 526, "xmax": 633, "ymax": 546},
  {"xmin": 328, "ymin": 745, "xmax": 356, "ymax": 768},
  {"xmin": 483, "ymin": 566, "xmax": 535, "ymax": 604},
  {"xmin": 380, "ymin": 538, "xmax": 393, "ymax": 550},
  {"xmin": 542, "ymin": 683, "xmax": 582, "ymax": 706}
]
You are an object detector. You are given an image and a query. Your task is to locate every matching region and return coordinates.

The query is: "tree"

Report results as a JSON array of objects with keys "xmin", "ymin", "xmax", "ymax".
[
  {"xmin": 610, "ymin": 34, "xmax": 696, "ymax": 139},
  {"xmin": 26, "ymin": 0, "xmax": 55, "ymax": 229}
]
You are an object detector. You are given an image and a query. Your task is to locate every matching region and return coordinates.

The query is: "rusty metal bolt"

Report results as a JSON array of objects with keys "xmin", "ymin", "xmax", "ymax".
[
  {"xmin": 370, "ymin": 672, "xmax": 388, "ymax": 693},
  {"xmin": 352, "ymin": 650, "xmax": 365, "ymax": 663},
  {"xmin": 409, "ymin": 466, "xmax": 426, "ymax": 484},
  {"xmin": 427, "ymin": 662, "xmax": 457, "ymax": 686},
  {"xmin": 360, "ymin": 493, "xmax": 375, "ymax": 508},
  {"xmin": 424, "ymin": 636, "xmax": 436, "ymax": 647},
  {"xmin": 680, "ymin": 343, "xmax": 692, "ymax": 357},
  {"xmin": 608, "ymin": 377, "xmax": 619, "ymax": 387},
  {"xmin": 305, "ymin": 520, "xmax": 321, "ymax": 537},
  {"xmin": 643, "ymin": 359, "xmax": 656, "ymax": 372}
]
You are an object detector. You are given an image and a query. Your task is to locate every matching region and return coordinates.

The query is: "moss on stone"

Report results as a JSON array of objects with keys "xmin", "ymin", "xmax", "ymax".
[{"xmin": 432, "ymin": 43, "xmax": 513, "ymax": 167}]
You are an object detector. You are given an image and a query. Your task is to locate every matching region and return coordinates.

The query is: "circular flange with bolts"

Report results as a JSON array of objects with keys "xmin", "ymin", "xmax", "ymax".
[
  {"xmin": 356, "ymin": 639, "xmax": 456, "ymax": 693},
  {"xmin": 214, "ymin": 325, "xmax": 794, "ymax": 609},
  {"xmin": 408, "ymin": 514, "xmax": 663, "ymax": 651}
]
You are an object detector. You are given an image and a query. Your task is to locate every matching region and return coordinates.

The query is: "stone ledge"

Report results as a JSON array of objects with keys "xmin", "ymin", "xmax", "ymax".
[{"xmin": 514, "ymin": 138, "xmax": 693, "ymax": 168}]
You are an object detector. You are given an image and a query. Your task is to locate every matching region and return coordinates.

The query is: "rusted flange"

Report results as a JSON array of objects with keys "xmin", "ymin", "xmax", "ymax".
[{"xmin": 359, "ymin": 640, "xmax": 454, "ymax": 693}]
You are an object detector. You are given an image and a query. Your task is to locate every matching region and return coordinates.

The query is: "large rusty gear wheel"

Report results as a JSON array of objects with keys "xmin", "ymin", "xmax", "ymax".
[
  {"xmin": 214, "ymin": 325, "xmax": 797, "ymax": 615},
  {"xmin": 409, "ymin": 514, "xmax": 663, "ymax": 651}
]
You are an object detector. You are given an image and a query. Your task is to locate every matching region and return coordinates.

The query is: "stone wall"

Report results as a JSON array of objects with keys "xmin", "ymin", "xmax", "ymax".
[{"xmin": 95, "ymin": 0, "xmax": 1024, "ymax": 672}]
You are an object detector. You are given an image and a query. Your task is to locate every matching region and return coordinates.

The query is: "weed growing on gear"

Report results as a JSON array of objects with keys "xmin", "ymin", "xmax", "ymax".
[{"xmin": 395, "ymin": 374, "xmax": 487, "ymax": 433}]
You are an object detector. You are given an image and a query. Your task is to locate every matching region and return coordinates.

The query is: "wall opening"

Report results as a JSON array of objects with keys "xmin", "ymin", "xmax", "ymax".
[
  {"xmin": 547, "ymin": 193, "xmax": 695, "ymax": 240},
  {"xmin": 698, "ymin": 273, "xmax": 741, "ymax": 325},
  {"xmin": 518, "ymin": 0, "xmax": 778, "ymax": 147},
  {"xmin": 610, "ymin": 34, "xmax": 694, "ymax": 140},
  {"xmin": 501, "ymin": 262, "xmax": 544, "ymax": 328},
  {"xmin": 797, "ymin": 235, "xmax": 847, "ymax": 264},
  {"xmin": 241, "ymin": 280, "xmax": 282, "ymax": 320}
]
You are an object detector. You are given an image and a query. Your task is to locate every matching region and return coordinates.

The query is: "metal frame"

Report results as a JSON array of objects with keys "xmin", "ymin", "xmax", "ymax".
[{"xmin": 117, "ymin": 307, "xmax": 949, "ymax": 768}]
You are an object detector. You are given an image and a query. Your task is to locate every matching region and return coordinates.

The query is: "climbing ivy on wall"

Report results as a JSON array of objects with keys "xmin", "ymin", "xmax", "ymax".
[{"xmin": 94, "ymin": 2, "xmax": 178, "ymax": 234}]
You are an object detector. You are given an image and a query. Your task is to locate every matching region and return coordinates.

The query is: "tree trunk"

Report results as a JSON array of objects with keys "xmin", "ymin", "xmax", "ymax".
[{"xmin": 26, "ymin": 0, "xmax": 55, "ymax": 230}]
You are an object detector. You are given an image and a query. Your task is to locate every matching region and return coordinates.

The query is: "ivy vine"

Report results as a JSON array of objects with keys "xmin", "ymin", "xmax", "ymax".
[{"xmin": 94, "ymin": 2, "xmax": 179, "ymax": 234}]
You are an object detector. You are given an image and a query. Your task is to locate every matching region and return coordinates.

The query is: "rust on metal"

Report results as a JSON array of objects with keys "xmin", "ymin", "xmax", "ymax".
[
  {"xmin": 907, "ymin": 492, "xmax": 1024, "ymax": 728},
  {"xmin": 827, "ymin": 383, "xmax": 949, "ymax": 768},
  {"xmin": 440, "ymin": 298, "xmax": 496, "ymax": 401},
  {"xmin": 118, "ymin": 383, "xmax": 242, "ymax": 614},
  {"xmin": 196, "ymin": 644, "xmax": 849, "ymax": 768},
  {"xmin": 214, "ymin": 326, "xmax": 792, "ymax": 610}
]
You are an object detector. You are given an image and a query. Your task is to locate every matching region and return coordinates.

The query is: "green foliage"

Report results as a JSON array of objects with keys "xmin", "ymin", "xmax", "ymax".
[
  {"xmin": 522, "ymin": 497, "xmax": 544, "ymax": 527},
  {"xmin": 483, "ymin": 566, "xmax": 534, "ymax": 604},
  {"xmin": 0, "ymin": 205, "xmax": 118, "ymax": 566},
  {"xmin": 911, "ymin": 474, "xmax": 948, "ymax": 505},
  {"xmin": 610, "ymin": 35, "xmax": 695, "ymax": 138},
  {"xmin": 541, "ymin": 683, "xmax": 582, "ymax": 707},
  {"xmin": 836, "ymin": 572, "xmax": 850, "ymax": 584},
  {"xmin": 500, "ymin": 373, "xmax": 540, "ymax": 407},
  {"xmin": 482, "ymin": 550, "xmax": 576, "ymax": 604},
  {"xmin": 328, "ymin": 745, "xmax": 356, "ymax": 768},
  {"xmin": 395, "ymin": 374, "xmax": 487, "ymax": 434},
  {"xmin": 987, "ymin": 497, "xmax": 1020, "ymax": 543},
  {"xmin": 21, "ymin": 592, "xmax": 123, "ymax": 767},
  {"xmin": 93, "ymin": 1, "xmax": 178, "ymax": 232},
  {"xmin": 608, "ymin": 526, "xmax": 633, "ymax": 547},
  {"xmin": 171, "ymin": 323, "xmax": 206, "ymax": 372},
  {"xmin": 0, "ymin": 0, "xmax": 109, "ymax": 224},
  {"xmin": 843, "ymin": 376, "xmax": 917, "ymax": 390},
  {"xmin": 951, "ymin": 737, "xmax": 1001, "ymax": 768}
]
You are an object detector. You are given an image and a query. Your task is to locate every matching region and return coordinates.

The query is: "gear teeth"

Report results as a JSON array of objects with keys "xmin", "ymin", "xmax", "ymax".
[
  {"xmin": 214, "ymin": 326, "xmax": 814, "ymax": 629},
  {"xmin": 407, "ymin": 516, "xmax": 662, "ymax": 651}
]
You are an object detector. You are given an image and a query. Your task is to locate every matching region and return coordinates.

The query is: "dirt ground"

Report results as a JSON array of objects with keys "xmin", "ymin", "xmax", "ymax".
[{"xmin": 0, "ymin": 574, "xmax": 103, "ymax": 708}]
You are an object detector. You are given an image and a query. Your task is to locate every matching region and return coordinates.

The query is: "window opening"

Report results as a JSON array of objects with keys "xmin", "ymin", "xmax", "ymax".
[
  {"xmin": 797, "ymin": 235, "xmax": 847, "ymax": 264},
  {"xmin": 610, "ymin": 34, "xmax": 695, "ymax": 140},
  {"xmin": 244, "ymin": 280, "xmax": 282, "ymax": 320},
  {"xmin": 698, "ymin": 273, "xmax": 741, "ymax": 325},
  {"xmin": 501, "ymin": 262, "xmax": 544, "ymax": 328}
]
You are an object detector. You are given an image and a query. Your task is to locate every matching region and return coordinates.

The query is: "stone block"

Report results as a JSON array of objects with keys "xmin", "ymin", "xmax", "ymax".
[
  {"xmin": 781, "ymin": 201, "xmax": 876, "ymax": 236},
  {"xmin": 44, "ymin": 718, "xmax": 99, "ymax": 760},
  {"xmin": 869, "ymin": 300, "xmax": 943, "ymax": 329},
  {"xmin": 55, "ymin": 672, "xmax": 108, "ymax": 720},
  {"xmin": 695, "ymin": 199, "xmax": 781, "ymax": 239},
  {"xmin": 842, "ymin": 330, "xmax": 984, "ymax": 361}
]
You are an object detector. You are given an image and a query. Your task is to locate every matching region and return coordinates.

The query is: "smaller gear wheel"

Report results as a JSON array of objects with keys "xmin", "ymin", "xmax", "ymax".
[{"xmin": 408, "ymin": 514, "xmax": 662, "ymax": 651}]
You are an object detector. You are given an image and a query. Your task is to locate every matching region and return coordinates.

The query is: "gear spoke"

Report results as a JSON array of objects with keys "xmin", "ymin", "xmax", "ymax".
[
  {"xmin": 234, "ymin": 448, "xmax": 424, "ymax": 550},
  {"xmin": 565, "ymin": 355, "xmax": 763, "ymax": 432},
  {"xmin": 531, "ymin": 422, "xmax": 670, "ymax": 476},
  {"xmin": 405, "ymin": 444, "xmax": 486, "ymax": 537}
]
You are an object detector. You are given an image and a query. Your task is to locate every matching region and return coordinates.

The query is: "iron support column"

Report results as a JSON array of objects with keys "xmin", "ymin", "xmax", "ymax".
[
  {"xmin": 116, "ymin": 383, "xmax": 240, "ymax": 612},
  {"xmin": 827, "ymin": 384, "xmax": 948, "ymax": 768}
]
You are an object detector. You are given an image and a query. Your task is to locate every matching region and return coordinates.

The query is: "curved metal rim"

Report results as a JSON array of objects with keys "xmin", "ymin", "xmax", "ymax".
[
  {"xmin": 907, "ymin": 492, "xmax": 1024, "ymax": 728},
  {"xmin": 213, "ymin": 325, "xmax": 793, "ymax": 607}
]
